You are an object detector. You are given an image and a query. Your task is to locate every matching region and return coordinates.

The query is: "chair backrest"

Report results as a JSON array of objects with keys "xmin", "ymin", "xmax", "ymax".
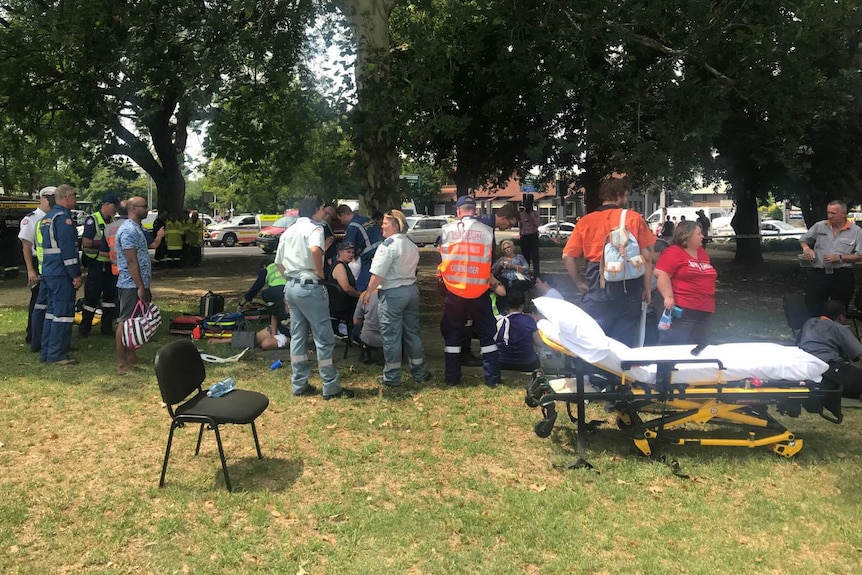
[
  {"xmin": 782, "ymin": 293, "xmax": 811, "ymax": 343},
  {"xmin": 154, "ymin": 339, "xmax": 207, "ymax": 407}
]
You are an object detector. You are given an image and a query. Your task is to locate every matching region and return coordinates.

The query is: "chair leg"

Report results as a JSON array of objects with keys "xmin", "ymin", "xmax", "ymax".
[
  {"xmin": 211, "ymin": 424, "xmax": 232, "ymax": 492},
  {"xmin": 251, "ymin": 422, "xmax": 263, "ymax": 459},
  {"xmin": 195, "ymin": 423, "xmax": 205, "ymax": 455},
  {"xmin": 159, "ymin": 422, "xmax": 178, "ymax": 488}
]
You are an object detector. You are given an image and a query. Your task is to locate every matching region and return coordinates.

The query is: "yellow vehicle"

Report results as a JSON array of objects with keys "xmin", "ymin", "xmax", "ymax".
[{"xmin": 205, "ymin": 214, "xmax": 280, "ymax": 247}]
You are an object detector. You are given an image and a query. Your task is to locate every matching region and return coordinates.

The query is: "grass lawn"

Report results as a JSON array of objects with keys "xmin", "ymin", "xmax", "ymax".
[{"xmin": 1, "ymin": 247, "xmax": 860, "ymax": 574}]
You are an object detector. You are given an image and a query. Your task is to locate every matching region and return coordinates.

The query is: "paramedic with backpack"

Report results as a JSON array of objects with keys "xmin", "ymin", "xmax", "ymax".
[
  {"xmin": 562, "ymin": 173, "xmax": 654, "ymax": 347},
  {"xmin": 653, "ymin": 220, "xmax": 717, "ymax": 345}
]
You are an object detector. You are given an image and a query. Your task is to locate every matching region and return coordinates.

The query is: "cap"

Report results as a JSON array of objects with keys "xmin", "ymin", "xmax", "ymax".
[
  {"xmin": 39, "ymin": 186, "xmax": 56, "ymax": 197},
  {"xmin": 696, "ymin": 209, "xmax": 705, "ymax": 214},
  {"xmin": 102, "ymin": 193, "xmax": 121, "ymax": 206},
  {"xmin": 337, "ymin": 241, "xmax": 355, "ymax": 251},
  {"xmin": 456, "ymin": 195, "xmax": 476, "ymax": 208}
]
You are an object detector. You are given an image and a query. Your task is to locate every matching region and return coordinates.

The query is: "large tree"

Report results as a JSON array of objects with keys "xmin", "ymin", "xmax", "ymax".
[{"xmin": 0, "ymin": 0, "xmax": 314, "ymax": 213}]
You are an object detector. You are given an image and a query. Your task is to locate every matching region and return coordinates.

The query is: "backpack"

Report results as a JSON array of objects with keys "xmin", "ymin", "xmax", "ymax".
[{"xmin": 600, "ymin": 209, "xmax": 646, "ymax": 288}]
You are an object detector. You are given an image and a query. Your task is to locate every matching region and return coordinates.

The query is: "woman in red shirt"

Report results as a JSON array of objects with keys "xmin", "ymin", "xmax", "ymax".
[{"xmin": 654, "ymin": 220, "xmax": 717, "ymax": 345}]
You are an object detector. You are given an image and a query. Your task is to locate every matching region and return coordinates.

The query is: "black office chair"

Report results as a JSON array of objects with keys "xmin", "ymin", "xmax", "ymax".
[
  {"xmin": 154, "ymin": 339, "xmax": 269, "ymax": 492},
  {"xmin": 782, "ymin": 293, "xmax": 811, "ymax": 344}
]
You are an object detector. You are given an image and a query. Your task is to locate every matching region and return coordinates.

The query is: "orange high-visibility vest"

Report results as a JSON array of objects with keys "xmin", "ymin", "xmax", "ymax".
[{"xmin": 437, "ymin": 217, "xmax": 494, "ymax": 298}]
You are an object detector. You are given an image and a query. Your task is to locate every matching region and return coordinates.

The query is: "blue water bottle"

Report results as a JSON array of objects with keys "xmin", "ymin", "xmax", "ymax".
[{"xmin": 658, "ymin": 309, "xmax": 673, "ymax": 331}]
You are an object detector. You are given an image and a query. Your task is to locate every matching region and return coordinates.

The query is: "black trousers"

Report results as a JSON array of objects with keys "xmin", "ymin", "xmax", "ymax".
[
  {"xmin": 805, "ymin": 267, "xmax": 854, "ymax": 317},
  {"xmin": 520, "ymin": 233, "xmax": 540, "ymax": 277},
  {"xmin": 25, "ymin": 255, "xmax": 39, "ymax": 344}
]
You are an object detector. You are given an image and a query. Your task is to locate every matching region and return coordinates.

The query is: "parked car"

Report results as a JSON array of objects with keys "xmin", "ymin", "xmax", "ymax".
[
  {"xmin": 537, "ymin": 221, "xmax": 575, "ymax": 241},
  {"xmin": 711, "ymin": 217, "xmax": 804, "ymax": 242},
  {"xmin": 257, "ymin": 212, "xmax": 299, "ymax": 254},
  {"xmin": 205, "ymin": 213, "xmax": 280, "ymax": 247},
  {"xmin": 406, "ymin": 216, "xmax": 449, "ymax": 246},
  {"xmin": 760, "ymin": 219, "xmax": 804, "ymax": 241}
]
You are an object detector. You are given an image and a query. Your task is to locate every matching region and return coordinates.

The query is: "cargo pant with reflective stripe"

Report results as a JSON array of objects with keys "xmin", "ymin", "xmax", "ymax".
[
  {"xmin": 284, "ymin": 282, "xmax": 341, "ymax": 397},
  {"xmin": 40, "ymin": 275, "xmax": 75, "ymax": 363},
  {"xmin": 440, "ymin": 289, "xmax": 500, "ymax": 386},
  {"xmin": 378, "ymin": 284, "xmax": 428, "ymax": 386}
]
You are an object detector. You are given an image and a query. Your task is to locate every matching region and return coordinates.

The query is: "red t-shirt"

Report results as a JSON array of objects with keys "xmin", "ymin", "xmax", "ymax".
[{"xmin": 655, "ymin": 245, "xmax": 717, "ymax": 313}]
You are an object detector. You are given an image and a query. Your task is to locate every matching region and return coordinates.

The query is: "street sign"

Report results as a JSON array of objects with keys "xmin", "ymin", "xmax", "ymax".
[{"xmin": 400, "ymin": 174, "xmax": 420, "ymax": 182}]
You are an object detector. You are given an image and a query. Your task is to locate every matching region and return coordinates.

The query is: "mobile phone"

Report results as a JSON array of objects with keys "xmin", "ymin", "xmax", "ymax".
[{"xmin": 672, "ymin": 305, "xmax": 684, "ymax": 319}]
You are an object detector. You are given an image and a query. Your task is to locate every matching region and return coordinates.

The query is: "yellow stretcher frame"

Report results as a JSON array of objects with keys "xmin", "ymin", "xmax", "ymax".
[{"xmin": 529, "ymin": 330, "xmax": 843, "ymax": 465}]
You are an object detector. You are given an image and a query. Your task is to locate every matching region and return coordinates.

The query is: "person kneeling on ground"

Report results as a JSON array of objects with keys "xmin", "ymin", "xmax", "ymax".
[
  {"xmin": 798, "ymin": 299, "xmax": 862, "ymax": 399},
  {"xmin": 495, "ymin": 291, "xmax": 543, "ymax": 372},
  {"xmin": 353, "ymin": 290, "xmax": 384, "ymax": 365}
]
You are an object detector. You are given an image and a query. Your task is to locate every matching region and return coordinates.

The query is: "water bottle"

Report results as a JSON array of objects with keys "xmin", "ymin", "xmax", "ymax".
[
  {"xmin": 270, "ymin": 359, "xmax": 283, "ymax": 370},
  {"xmin": 658, "ymin": 309, "xmax": 673, "ymax": 331},
  {"xmin": 207, "ymin": 377, "xmax": 236, "ymax": 398}
]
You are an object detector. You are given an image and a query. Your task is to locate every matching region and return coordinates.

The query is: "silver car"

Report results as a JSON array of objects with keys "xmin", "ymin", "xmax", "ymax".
[{"xmin": 406, "ymin": 216, "xmax": 449, "ymax": 246}]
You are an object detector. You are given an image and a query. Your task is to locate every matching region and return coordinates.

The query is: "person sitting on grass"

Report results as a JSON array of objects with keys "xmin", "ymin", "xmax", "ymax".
[
  {"xmin": 799, "ymin": 299, "xmax": 862, "ymax": 400},
  {"xmin": 495, "ymin": 290, "xmax": 543, "ymax": 372}
]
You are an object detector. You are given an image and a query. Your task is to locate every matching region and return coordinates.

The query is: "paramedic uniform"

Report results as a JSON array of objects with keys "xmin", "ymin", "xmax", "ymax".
[
  {"xmin": 370, "ymin": 233, "xmax": 429, "ymax": 386},
  {"xmin": 438, "ymin": 217, "xmax": 500, "ymax": 387},
  {"xmin": 344, "ymin": 213, "xmax": 383, "ymax": 291},
  {"xmin": 276, "ymin": 216, "xmax": 343, "ymax": 397},
  {"xmin": 18, "ymin": 205, "xmax": 46, "ymax": 346},
  {"xmin": 39, "ymin": 205, "xmax": 81, "ymax": 363},
  {"xmin": 80, "ymin": 211, "xmax": 117, "ymax": 335}
]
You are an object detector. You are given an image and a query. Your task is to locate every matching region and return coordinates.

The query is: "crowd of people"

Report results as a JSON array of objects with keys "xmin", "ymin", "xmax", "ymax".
[
  {"xmin": 18, "ymin": 178, "xmax": 862, "ymax": 403},
  {"xmin": 18, "ymin": 186, "xmax": 164, "ymax": 374}
]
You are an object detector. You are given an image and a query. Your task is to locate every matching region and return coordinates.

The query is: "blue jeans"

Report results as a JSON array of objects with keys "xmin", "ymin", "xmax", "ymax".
[
  {"xmin": 378, "ymin": 284, "xmax": 428, "ymax": 385},
  {"xmin": 284, "ymin": 282, "xmax": 341, "ymax": 396}
]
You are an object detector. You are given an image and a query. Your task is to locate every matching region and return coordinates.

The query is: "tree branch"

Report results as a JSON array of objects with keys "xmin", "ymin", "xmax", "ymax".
[{"xmin": 563, "ymin": 10, "xmax": 735, "ymax": 86}]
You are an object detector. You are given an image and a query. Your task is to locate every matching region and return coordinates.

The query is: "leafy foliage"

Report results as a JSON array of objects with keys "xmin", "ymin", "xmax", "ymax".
[{"xmin": 0, "ymin": 0, "xmax": 315, "ymax": 213}]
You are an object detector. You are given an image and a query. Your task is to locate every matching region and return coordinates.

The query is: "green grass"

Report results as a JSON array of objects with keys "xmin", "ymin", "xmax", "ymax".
[{"xmin": 1, "ymin": 260, "xmax": 861, "ymax": 574}]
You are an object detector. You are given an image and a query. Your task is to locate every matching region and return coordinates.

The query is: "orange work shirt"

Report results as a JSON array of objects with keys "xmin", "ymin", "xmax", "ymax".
[{"xmin": 563, "ymin": 207, "xmax": 655, "ymax": 262}]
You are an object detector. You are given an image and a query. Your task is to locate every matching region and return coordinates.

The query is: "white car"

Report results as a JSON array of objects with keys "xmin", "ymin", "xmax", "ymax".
[
  {"xmin": 710, "ymin": 217, "xmax": 804, "ymax": 242},
  {"xmin": 406, "ymin": 216, "xmax": 450, "ymax": 246},
  {"xmin": 537, "ymin": 221, "xmax": 575, "ymax": 241},
  {"xmin": 760, "ymin": 219, "xmax": 804, "ymax": 241}
]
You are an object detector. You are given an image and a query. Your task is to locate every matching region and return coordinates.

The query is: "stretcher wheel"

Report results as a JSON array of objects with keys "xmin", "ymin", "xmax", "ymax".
[{"xmin": 534, "ymin": 419, "xmax": 555, "ymax": 438}]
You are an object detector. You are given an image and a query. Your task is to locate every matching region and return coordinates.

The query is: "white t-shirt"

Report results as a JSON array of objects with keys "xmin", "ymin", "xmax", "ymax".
[
  {"xmin": 275, "ymin": 217, "xmax": 324, "ymax": 281},
  {"xmin": 17, "ymin": 208, "xmax": 47, "ymax": 256}
]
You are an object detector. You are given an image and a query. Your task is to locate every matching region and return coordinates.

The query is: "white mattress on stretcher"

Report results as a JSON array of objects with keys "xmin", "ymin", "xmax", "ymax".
[{"xmin": 534, "ymin": 297, "xmax": 827, "ymax": 386}]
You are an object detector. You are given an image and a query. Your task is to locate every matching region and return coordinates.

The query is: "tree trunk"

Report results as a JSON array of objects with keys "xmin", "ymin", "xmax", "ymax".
[
  {"xmin": 730, "ymin": 189, "xmax": 763, "ymax": 265},
  {"xmin": 342, "ymin": 0, "xmax": 400, "ymax": 213}
]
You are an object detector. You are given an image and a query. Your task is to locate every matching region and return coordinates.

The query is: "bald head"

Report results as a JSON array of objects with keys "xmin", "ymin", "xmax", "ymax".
[{"xmin": 126, "ymin": 196, "xmax": 148, "ymax": 222}]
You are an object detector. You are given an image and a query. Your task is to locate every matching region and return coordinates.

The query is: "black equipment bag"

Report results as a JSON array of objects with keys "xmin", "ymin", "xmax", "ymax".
[{"xmin": 199, "ymin": 291, "xmax": 225, "ymax": 318}]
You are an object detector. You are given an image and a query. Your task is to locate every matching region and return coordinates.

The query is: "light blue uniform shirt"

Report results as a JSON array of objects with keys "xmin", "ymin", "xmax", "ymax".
[{"xmin": 370, "ymin": 234, "xmax": 419, "ymax": 290}]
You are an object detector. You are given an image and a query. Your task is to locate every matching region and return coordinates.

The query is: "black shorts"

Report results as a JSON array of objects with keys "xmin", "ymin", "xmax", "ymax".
[{"xmin": 117, "ymin": 287, "xmax": 151, "ymax": 321}]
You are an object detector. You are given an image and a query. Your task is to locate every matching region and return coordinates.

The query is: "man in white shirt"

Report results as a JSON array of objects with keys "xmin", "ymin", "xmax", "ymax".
[
  {"xmin": 18, "ymin": 186, "xmax": 55, "ymax": 348},
  {"xmin": 276, "ymin": 194, "xmax": 353, "ymax": 400}
]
